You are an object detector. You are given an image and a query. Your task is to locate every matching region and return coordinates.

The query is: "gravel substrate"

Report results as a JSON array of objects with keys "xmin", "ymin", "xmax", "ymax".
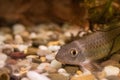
[{"xmin": 0, "ymin": 23, "xmax": 120, "ymax": 80}]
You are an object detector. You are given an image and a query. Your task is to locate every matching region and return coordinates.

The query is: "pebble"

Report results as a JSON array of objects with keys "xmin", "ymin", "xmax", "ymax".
[
  {"xmin": 21, "ymin": 77, "xmax": 30, "ymax": 80},
  {"xmin": 0, "ymin": 60, "xmax": 6, "ymax": 68},
  {"xmin": 64, "ymin": 32, "xmax": 72, "ymax": 37},
  {"xmin": 37, "ymin": 49, "xmax": 51, "ymax": 56},
  {"xmin": 0, "ymin": 35, "xmax": 6, "ymax": 42},
  {"xmin": 50, "ymin": 60, "xmax": 62, "ymax": 69},
  {"xmin": 0, "ymin": 53, "xmax": 8, "ymax": 61},
  {"xmin": 40, "ymin": 56, "xmax": 46, "ymax": 62},
  {"xmin": 71, "ymin": 74, "xmax": 95, "ymax": 80},
  {"xmin": 20, "ymin": 30, "xmax": 30, "ymax": 38},
  {"xmin": 46, "ymin": 53, "xmax": 55, "ymax": 61},
  {"xmin": 15, "ymin": 35, "xmax": 24, "ymax": 44},
  {"xmin": 106, "ymin": 75, "xmax": 120, "ymax": 80},
  {"xmin": 64, "ymin": 65, "xmax": 79, "ymax": 74},
  {"xmin": 29, "ymin": 32, "xmax": 38, "ymax": 39},
  {"xmin": 37, "ymin": 63, "xmax": 50, "ymax": 73},
  {"xmin": 27, "ymin": 71, "xmax": 50, "ymax": 80},
  {"xmin": 44, "ymin": 66, "xmax": 57, "ymax": 73},
  {"xmin": 25, "ymin": 47, "xmax": 38, "ymax": 55},
  {"xmin": 6, "ymin": 58, "xmax": 17, "ymax": 65},
  {"xmin": 48, "ymin": 45, "xmax": 60, "ymax": 52},
  {"xmin": 101, "ymin": 59, "xmax": 120, "ymax": 68},
  {"xmin": 13, "ymin": 24, "xmax": 26, "ymax": 34},
  {"xmin": 1, "ymin": 47, "xmax": 14, "ymax": 55},
  {"xmin": 4, "ymin": 34, "xmax": 13, "ymax": 42},
  {"xmin": 48, "ymin": 73, "xmax": 69, "ymax": 80},
  {"xmin": 104, "ymin": 66, "xmax": 120, "ymax": 76},
  {"xmin": 47, "ymin": 41, "xmax": 61, "ymax": 46},
  {"xmin": 58, "ymin": 68, "xmax": 67, "ymax": 73},
  {"xmin": 39, "ymin": 45, "xmax": 48, "ymax": 50},
  {"xmin": 9, "ymin": 52, "xmax": 26, "ymax": 59},
  {"xmin": 110, "ymin": 53, "xmax": 120, "ymax": 62},
  {"xmin": 58, "ymin": 68, "xmax": 70, "ymax": 76},
  {"xmin": 17, "ymin": 45, "xmax": 28, "ymax": 52},
  {"xmin": 26, "ymin": 55, "xmax": 39, "ymax": 59}
]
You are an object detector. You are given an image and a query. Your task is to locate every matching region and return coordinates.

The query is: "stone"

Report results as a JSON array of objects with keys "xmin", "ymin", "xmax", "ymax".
[
  {"xmin": 21, "ymin": 77, "xmax": 30, "ymax": 80},
  {"xmin": 50, "ymin": 60, "xmax": 62, "ymax": 69},
  {"xmin": 0, "ymin": 35, "xmax": 6, "ymax": 42},
  {"xmin": 0, "ymin": 53, "xmax": 8, "ymax": 61},
  {"xmin": 39, "ymin": 45, "xmax": 48, "ymax": 50},
  {"xmin": 25, "ymin": 47, "xmax": 38, "ymax": 55},
  {"xmin": 64, "ymin": 65, "xmax": 79, "ymax": 74},
  {"xmin": 15, "ymin": 35, "xmax": 23, "ymax": 44},
  {"xmin": 27, "ymin": 71, "xmax": 50, "ymax": 80},
  {"xmin": 58, "ymin": 68, "xmax": 70, "ymax": 76},
  {"xmin": 0, "ymin": 60, "xmax": 5, "ymax": 68},
  {"xmin": 104, "ymin": 66, "xmax": 120, "ymax": 76},
  {"xmin": 40, "ymin": 56, "xmax": 46, "ymax": 62},
  {"xmin": 37, "ymin": 63, "xmax": 50, "ymax": 73},
  {"xmin": 29, "ymin": 32, "xmax": 38, "ymax": 39},
  {"xmin": 48, "ymin": 73, "xmax": 69, "ymax": 80},
  {"xmin": 17, "ymin": 45, "xmax": 28, "ymax": 52},
  {"xmin": 110, "ymin": 53, "xmax": 120, "ymax": 62},
  {"xmin": 71, "ymin": 74, "xmax": 95, "ymax": 80},
  {"xmin": 48, "ymin": 45, "xmax": 60, "ymax": 52},
  {"xmin": 106, "ymin": 75, "xmax": 120, "ymax": 80},
  {"xmin": 13, "ymin": 24, "xmax": 26, "ymax": 34},
  {"xmin": 46, "ymin": 53, "xmax": 55, "ymax": 61}
]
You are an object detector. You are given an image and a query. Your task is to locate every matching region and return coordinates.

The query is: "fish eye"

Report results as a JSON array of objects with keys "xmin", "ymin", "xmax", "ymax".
[{"xmin": 70, "ymin": 49, "xmax": 78, "ymax": 57}]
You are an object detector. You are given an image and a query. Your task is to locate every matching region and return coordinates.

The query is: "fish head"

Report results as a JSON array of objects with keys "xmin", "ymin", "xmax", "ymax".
[{"xmin": 55, "ymin": 41, "xmax": 86, "ymax": 65}]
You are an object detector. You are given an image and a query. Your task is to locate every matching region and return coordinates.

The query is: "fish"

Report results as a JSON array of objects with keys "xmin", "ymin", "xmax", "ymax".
[{"xmin": 55, "ymin": 26, "xmax": 120, "ymax": 72}]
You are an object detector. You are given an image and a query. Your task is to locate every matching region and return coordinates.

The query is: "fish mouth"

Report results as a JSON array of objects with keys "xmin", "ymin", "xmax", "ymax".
[{"xmin": 55, "ymin": 55, "xmax": 66, "ymax": 64}]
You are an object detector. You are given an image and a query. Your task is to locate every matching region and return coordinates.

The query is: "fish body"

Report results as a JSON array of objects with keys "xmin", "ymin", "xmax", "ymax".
[{"xmin": 55, "ymin": 27, "xmax": 120, "ymax": 66}]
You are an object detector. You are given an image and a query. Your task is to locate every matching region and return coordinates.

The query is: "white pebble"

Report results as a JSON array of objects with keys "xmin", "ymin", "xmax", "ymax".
[
  {"xmin": 101, "ymin": 78, "xmax": 108, "ymax": 80},
  {"xmin": 13, "ymin": 24, "xmax": 25, "ymax": 34},
  {"xmin": 79, "ymin": 31, "xmax": 87, "ymax": 37},
  {"xmin": 0, "ymin": 53, "xmax": 8, "ymax": 61},
  {"xmin": 37, "ymin": 63, "xmax": 50, "ymax": 72},
  {"xmin": 104, "ymin": 66, "xmax": 120, "ymax": 76},
  {"xmin": 0, "ymin": 35, "xmax": 6, "ymax": 42},
  {"xmin": 46, "ymin": 53, "xmax": 55, "ymax": 61},
  {"xmin": 15, "ymin": 35, "xmax": 23, "ymax": 44},
  {"xmin": 27, "ymin": 71, "xmax": 50, "ymax": 80},
  {"xmin": 37, "ymin": 49, "xmax": 51, "ymax": 56},
  {"xmin": 64, "ymin": 32, "xmax": 71, "ymax": 37},
  {"xmin": 58, "ymin": 68, "xmax": 70, "ymax": 76},
  {"xmin": 48, "ymin": 45, "xmax": 60, "ymax": 51},
  {"xmin": 58, "ymin": 68, "xmax": 67, "ymax": 73},
  {"xmin": 39, "ymin": 45, "xmax": 48, "ymax": 50},
  {"xmin": 21, "ymin": 77, "xmax": 30, "ymax": 80},
  {"xmin": 50, "ymin": 60, "xmax": 62, "ymax": 69},
  {"xmin": 17, "ymin": 45, "xmax": 28, "ymax": 51},
  {"xmin": 29, "ymin": 32, "xmax": 37, "ymax": 39},
  {"xmin": 0, "ymin": 61, "xmax": 5, "ymax": 68}
]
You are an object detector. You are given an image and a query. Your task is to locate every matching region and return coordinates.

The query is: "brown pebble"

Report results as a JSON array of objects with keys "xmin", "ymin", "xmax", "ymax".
[
  {"xmin": 2, "ymin": 48, "xmax": 13, "ymax": 55},
  {"xmin": 9, "ymin": 52, "xmax": 26, "ymax": 59},
  {"xmin": 106, "ymin": 75, "xmax": 120, "ymax": 80},
  {"xmin": 71, "ymin": 74, "xmax": 95, "ymax": 80},
  {"xmin": 101, "ymin": 59, "xmax": 120, "ymax": 68},
  {"xmin": 25, "ymin": 47, "xmax": 38, "ymax": 55},
  {"xmin": 111, "ymin": 53, "xmax": 120, "ymax": 62},
  {"xmin": 6, "ymin": 58, "xmax": 17, "ymax": 65},
  {"xmin": 64, "ymin": 65, "xmax": 79, "ymax": 74},
  {"xmin": 47, "ymin": 41, "xmax": 61, "ymax": 46},
  {"xmin": 40, "ymin": 56, "xmax": 46, "ymax": 62},
  {"xmin": 48, "ymin": 73, "xmax": 69, "ymax": 80},
  {"xmin": 44, "ymin": 66, "xmax": 57, "ymax": 73}
]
